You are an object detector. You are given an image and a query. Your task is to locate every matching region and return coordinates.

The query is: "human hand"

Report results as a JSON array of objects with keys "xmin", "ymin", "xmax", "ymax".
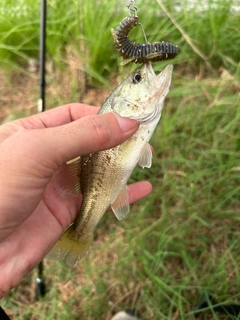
[{"xmin": 0, "ymin": 103, "xmax": 152, "ymax": 298}]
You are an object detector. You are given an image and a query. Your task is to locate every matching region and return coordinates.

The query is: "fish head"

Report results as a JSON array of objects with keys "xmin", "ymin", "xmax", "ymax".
[{"xmin": 111, "ymin": 63, "xmax": 173, "ymax": 123}]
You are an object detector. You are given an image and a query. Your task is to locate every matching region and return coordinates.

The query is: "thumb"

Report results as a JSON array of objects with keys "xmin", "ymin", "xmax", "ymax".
[{"xmin": 14, "ymin": 112, "xmax": 139, "ymax": 173}]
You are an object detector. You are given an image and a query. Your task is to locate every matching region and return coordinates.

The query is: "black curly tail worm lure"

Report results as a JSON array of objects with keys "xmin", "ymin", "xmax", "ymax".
[{"xmin": 111, "ymin": 15, "xmax": 178, "ymax": 66}]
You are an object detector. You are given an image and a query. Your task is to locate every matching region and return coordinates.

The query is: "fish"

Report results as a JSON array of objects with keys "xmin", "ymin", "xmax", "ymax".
[{"xmin": 47, "ymin": 62, "xmax": 173, "ymax": 266}]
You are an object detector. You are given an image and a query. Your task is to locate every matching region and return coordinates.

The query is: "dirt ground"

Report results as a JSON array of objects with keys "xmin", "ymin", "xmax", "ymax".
[
  {"xmin": 0, "ymin": 62, "xmax": 117, "ymax": 124},
  {"xmin": 0, "ymin": 69, "xmax": 37, "ymax": 122}
]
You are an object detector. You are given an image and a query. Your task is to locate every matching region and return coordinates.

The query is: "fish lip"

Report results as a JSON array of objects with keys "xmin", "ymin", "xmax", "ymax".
[
  {"xmin": 150, "ymin": 64, "xmax": 173, "ymax": 97},
  {"xmin": 133, "ymin": 63, "xmax": 173, "ymax": 123},
  {"xmin": 147, "ymin": 62, "xmax": 173, "ymax": 73},
  {"xmin": 142, "ymin": 62, "xmax": 173, "ymax": 87},
  {"xmin": 155, "ymin": 64, "xmax": 173, "ymax": 81}
]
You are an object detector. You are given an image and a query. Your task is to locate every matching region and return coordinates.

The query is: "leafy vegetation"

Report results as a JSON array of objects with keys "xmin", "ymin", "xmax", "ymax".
[
  {"xmin": 0, "ymin": 0, "xmax": 239, "ymax": 81},
  {"xmin": 1, "ymin": 0, "xmax": 240, "ymax": 319}
]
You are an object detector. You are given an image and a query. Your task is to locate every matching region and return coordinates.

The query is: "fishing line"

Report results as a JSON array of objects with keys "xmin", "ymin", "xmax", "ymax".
[{"xmin": 126, "ymin": 0, "xmax": 147, "ymax": 42}]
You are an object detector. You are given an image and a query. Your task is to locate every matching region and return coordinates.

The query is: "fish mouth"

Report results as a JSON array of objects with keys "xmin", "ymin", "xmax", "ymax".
[{"xmin": 147, "ymin": 62, "xmax": 173, "ymax": 89}]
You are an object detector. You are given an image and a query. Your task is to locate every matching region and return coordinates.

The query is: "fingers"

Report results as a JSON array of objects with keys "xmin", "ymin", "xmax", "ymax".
[
  {"xmin": 0, "ymin": 112, "xmax": 139, "ymax": 186},
  {"xmin": 0, "ymin": 104, "xmax": 99, "ymax": 143},
  {"xmin": 16, "ymin": 103, "xmax": 100, "ymax": 129},
  {"xmin": 17, "ymin": 112, "xmax": 139, "ymax": 170},
  {"xmin": 128, "ymin": 181, "xmax": 152, "ymax": 204}
]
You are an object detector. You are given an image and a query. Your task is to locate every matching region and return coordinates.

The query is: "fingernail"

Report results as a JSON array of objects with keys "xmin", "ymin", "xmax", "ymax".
[{"xmin": 113, "ymin": 113, "xmax": 139, "ymax": 132}]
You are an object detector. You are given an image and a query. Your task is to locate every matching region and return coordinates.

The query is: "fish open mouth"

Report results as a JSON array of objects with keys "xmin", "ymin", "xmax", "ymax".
[{"xmin": 146, "ymin": 62, "xmax": 173, "ymax": 92}]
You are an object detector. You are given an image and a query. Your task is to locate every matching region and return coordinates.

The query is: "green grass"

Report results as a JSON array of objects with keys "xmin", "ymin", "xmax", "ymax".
[
  {"xmin": 0, "ymin": 0, "xmax": 240, "ymax": 82},
  {"xmin": 1, "ymin": 0, "xmax": 240, "ymax": 319}
]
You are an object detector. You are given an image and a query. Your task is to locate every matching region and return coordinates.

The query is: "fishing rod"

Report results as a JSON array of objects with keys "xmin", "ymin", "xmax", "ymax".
[
  {"xmin": 36, "ymin": 0, "xmax": 47, "ymax": 300},
  {"xmin": 38, "ymin": 0, "xmax": 46, "ymax": 113}
]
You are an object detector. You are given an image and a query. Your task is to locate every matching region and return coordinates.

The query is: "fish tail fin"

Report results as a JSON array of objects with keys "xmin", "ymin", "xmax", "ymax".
[{"xmin": 46, "ymin": 224, "xmax": 93, "ymax": 266}]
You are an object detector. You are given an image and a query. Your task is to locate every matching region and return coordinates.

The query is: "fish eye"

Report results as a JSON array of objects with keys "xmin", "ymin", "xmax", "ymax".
[{"xmin": 132, "ymin": 73, "xmax": 142, "ymax": 84}]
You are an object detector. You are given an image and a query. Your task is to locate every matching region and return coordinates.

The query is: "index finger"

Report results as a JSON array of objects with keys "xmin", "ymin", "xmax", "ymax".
[
  {"xmin": 0, "ymin": 104, "xmax": 100, "ymax": 142},
  {"xmin": 16, "ymin": 103, "xmax": 100, "ymax": 129}
]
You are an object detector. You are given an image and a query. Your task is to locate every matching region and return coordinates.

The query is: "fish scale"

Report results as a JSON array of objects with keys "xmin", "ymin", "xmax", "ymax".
[{"xmin": 77, "ymin": 150, "xmax": 118, "ymax": 234}]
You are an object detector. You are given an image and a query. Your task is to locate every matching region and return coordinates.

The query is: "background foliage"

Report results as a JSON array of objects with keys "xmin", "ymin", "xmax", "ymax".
[{"xmin": 0, "ymin": 0, "xmax": 240, "ymax": 319}]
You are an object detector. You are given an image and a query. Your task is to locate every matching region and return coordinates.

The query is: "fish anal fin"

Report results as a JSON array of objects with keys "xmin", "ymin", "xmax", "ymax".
[
  {"xmin": 138, "ymin": 143, "xmax": 152, "ymax": 168},
  {"xmin": 111, "ymin": 186, "xmax": 130, "ymax": 220},
  {"xmin": 54, "ymin": 157, "xmax": 81, "ymax": 199},
  {"xmin": 46, "ymin": 224, "xmax": 93, "ymax": 266}
]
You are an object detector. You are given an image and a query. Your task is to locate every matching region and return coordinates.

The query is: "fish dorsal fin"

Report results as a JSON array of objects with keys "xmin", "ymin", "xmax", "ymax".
[
  {"xmin": 54, "ymin": 157, "xmax": 81, "ymax": 199},
  {"xmin": 138, "ymin": 143, "xmax": 152, "ymax": 168},
  {"xmin": 111, "ymin": 186, "xmax": 130, "ymax": 220}
]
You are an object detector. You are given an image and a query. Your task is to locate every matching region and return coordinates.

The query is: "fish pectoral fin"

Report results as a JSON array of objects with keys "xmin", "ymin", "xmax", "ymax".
[
  {"xmin": 111, "ymin": 186, "xmax": 130, "ymax": 220},
  {"xmin": 46, "ymin": 224, "xmax": 92, "ymax": 266},
  {"xmin": 138, "ymin": 143, "xmax": 152, "ymax": 168},
  {"xmin": 54, "ymin": 157, "xmax": 81, "ymax": 199}
]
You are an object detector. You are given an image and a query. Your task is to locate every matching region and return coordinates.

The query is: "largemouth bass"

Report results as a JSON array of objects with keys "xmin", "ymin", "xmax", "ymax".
[{"xmin": 47, "ymin": 62, "xmax": 173, "ymax": 265}]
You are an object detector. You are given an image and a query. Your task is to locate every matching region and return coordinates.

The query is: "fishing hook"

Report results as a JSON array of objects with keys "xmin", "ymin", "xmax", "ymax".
[
  {"xmin": 126, "ymin": 0, "xmax": 138, "ymax": 16},
  {"xmin": 126, "ymin": 0, "xmax": 148, "ymax": 43}
]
